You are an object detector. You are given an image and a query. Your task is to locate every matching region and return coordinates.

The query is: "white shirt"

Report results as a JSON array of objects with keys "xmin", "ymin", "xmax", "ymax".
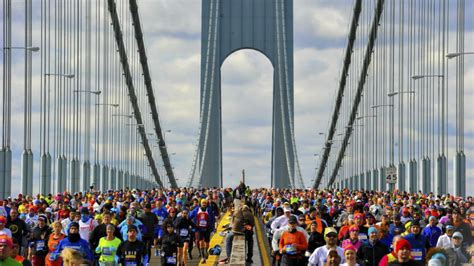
[
  {"xmin": 271, "ymin": 225, "xmax": 309, "ymax": 252},
  {"xmin": 270, "ymin": 214, "xmax": 297, "ymax": 232},
  {"xmin": 308, "ymin": 245, "xmax": 345, "ymax": 266},
  {"xmin": 340, "ymin": 263, "xmax": 360, "ymax": 266},
  {"xmin": 79, "ymin": 218, "xmax": 98, "ymax": 241},
  {"xmin": 436, "ymin": 234, "xmax": 453, "ymax": 248}
]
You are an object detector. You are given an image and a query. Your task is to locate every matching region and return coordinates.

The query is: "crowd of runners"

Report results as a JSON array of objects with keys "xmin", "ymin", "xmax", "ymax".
[
  {"xmin": 0, "ymin": 183, "xmax": 469, "ymax": 265},
  {"xmin": 252, "ymin": 188, "xmax": 473, "ymax": 265}
]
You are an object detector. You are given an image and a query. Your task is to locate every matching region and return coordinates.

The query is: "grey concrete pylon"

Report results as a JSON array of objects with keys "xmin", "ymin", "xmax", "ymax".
[{"xmin": 194, "ymin": 0, "xmax": 295, "ymax": 188}]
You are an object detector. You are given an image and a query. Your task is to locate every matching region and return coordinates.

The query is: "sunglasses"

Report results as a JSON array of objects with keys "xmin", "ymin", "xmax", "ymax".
[{"xmin": 326, "ymin": 234, "xmax": 337, "ymax": 238}]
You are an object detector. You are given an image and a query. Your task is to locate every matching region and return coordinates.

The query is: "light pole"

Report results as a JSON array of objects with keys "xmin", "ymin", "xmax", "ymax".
[
  {"xmin": 387, "ymin": 91, "xmax": 415, "ymax": 97},
  {"xmin": 411, "ymin": 74, "xmax": 444, "ymax": 80},
  {"xmin": 446, "ymin": 52, "xmax": 474, "ymax": 59},
  {"xmin": 97, "ymin": 103, "xmax": 120, "ymax": 192},
  {"xmin": 42, "ymin": 73, "xmax": 76, "ymax": 193},
  {"xmin": 373, "ymin": 104, "xmax": 396, "ymax": 191},
  {"xmin": 446, "ymin": 52, "xmax": 471, "ymax": 196},
  {"xmin": 96, "ymin": 103, "xmax": 119, "ymax": 108},
  {"xmin": 4, "ymin": 46, "xmax": 40, "ymax": 52},
  {"xmin": 389, "ymin": 90, "xmax": 418, "ymax": 192},
  {"xmin": 72, "ymin": 90, "xmax": 102, "ymax": 191},
  {"xmin": 45, "ymin": 73, "xmax": 75, "ymax": 79},
  {"xmin": 74, "ymin": 90, "xmax": 101, "ymax": 95},
  {"xmin": 412, "ymin": 75, "xmax": 445, "ymax": 194},
  {"xmin": 356, "ymin": 115, "xmax": 377, "ymax": 120}
]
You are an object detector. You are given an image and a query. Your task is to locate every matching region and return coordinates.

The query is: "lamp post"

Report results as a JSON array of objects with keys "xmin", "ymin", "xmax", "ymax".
[
  {"xmin": 389, "ymin": 91, "xmax": 418, "ymax": 192},
  {"xmin": 411, "ymin": 74, "xmax": 444, "ymax": 80},
  {"xmin": 373, "ymin": 104, "xmax": 397, "ymax": 192},
  {"xmin": 387, "ymin": 91, "xmax": 415, "ymax": 97},
  {"xmin": 96, "ymin": 103, "xmax": 120, "ymax": 192},
  {"xmin": 96, "ymin": 103, "xmax": 119, "ymax": 107},
  {"xmin": 354, "ymin": 115, "xmax": 377, "ymax": 190},
  {"xmin": 446, "ymin": 52, "xmax": 474, "ymax": 59},
  {"xmin": 112, "ymin": 114, "xmax": 133, "ymax": 118},
  {"xmin": 4, "ymin": 46, "xmax": 40, "ymax": 52},
  {"xmin": 73, "ymin": 90, "xmax": 101, "ymax": 95},
  {"xmin": 42, "ymin": 73, "xmax": 76, "ymax": 193},
  {"xmin": 412, "ymin": 75, "xmax": 445, "ymax": 194},
  {"xmin": 446, "ymin": 52, "xmax": 471, "ymax": 196},
  {"xmin": 72, "ymin": 90, "xmax": 101, "ymax": 191},
  {"xmin": 45, "ymin": 73, "xmax": 75, "ymax": 79}
]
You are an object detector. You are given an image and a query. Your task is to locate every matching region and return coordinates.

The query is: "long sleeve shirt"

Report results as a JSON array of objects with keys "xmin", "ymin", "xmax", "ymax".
[
  {"xmin": 272, "ymin": 225, "xmax": 309, "ymax": 252},
  {"xmin": 279, "ymin": 230, "xmax": 308, "ymax": 256}
]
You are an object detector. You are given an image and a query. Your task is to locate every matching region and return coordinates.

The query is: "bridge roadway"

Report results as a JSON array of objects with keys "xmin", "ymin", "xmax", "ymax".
[{"xmin": 149, "ymin": 211, "xmax": 269, "ymax": 266}]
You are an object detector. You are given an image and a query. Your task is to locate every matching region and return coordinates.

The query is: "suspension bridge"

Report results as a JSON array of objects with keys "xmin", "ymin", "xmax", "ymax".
[{"xmin": 0, "ymin": 0, "xmax": 472, "ymax": 197}]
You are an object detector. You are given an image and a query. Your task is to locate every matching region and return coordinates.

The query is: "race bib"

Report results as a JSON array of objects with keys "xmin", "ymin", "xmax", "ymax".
[
  {"xmin": 158, "ymin": 216, "xmax": 164, "ymax": 226},
  {"xmin": 102, "ymin": 247, "xmax": 113, "ymax": 256},
  {"xmin": 285, "ymin": 244, "xmax": 296, "ymax": 255},
  {"xmin": 179, "ymin": 228, "xmax": 189, "ymax": 237},
  {"xmin": 125, "ymin": 262, "xmax": 137, "ymax": 266},
  {"xmin": 166, "ymin": 256, "xmax": 177, "ymax": 264},
  {"xmin": 358, "ymin": 233, "xmax": 368, "ymax": 241},
  {"xmin": 411, "ymin": 249, "xmax": 423, "ymax": 261},
  {"xmin": 36, "ymin": 240, "xmax": 45, "ymax": 251},
  {"xmin": 199, "ymin": 220, "xmax": 208, "ymax": 227}
]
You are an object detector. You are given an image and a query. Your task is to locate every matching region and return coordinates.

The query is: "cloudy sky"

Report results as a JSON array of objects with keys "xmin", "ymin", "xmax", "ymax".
[
  {"xmin": 138, "ymin": 0, "xmax": 354, "ymax": 188},
  {"xmin": 136, "ymin": 0, "xmax": 474, "ymax": 192},
  {"xmin": 2, "ymin": 0, "xmax": 473, "ymax": 195}
]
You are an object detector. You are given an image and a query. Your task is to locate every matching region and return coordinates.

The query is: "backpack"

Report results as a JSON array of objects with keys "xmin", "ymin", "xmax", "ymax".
[{"xmin": 196, "ymin": 209, "xmax": 210, "ymax": 229}]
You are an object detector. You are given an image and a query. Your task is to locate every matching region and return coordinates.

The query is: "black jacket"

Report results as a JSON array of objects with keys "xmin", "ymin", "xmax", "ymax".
[
  {"xmin": 89, "ymin": 223, "xmax": 122, "ymax": 250},
  {"xmin": 173, "ymin": 216, "xmax": 195, "ymax": 239},
  {"xmin": 307, "ymin": 231, "xmax": 325, "ymax": 254},
  {"xmin": 7, "ymin": 217, "xmax": 29, "ymax": 245},
  {"xmin": 159, "ymin": 232, "xmax": 183, "ymax": 256},
  {"xmin": 139, "ymin": 211, "xmax": 158, "ymax": 239},
  {"xmin": 357, "ymin": 240, "xmax": 390, "ymax": 266},
  {"xmin": 29, "ymin": 226, "xmax": 52, "ymax": 256}
]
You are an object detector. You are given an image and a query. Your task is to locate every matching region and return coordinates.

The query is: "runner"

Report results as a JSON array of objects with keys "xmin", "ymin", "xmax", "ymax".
[
  {"xmin": 27, "ymin": 214, "xmax": 51, "ymax": 266},
  {"xmin": 95, "ymin": 224, "xmax": 121, "ymax": 266},
  {"xmin": 116, "ymin": 225, "xmax": 147, "ymax": 266},
  {"xmin": 173, "ymin": 208, "xmax": 195, "ymax": 266},
  {"xmin": 189, "ymin": 199, "xmax": 215, "ymax": 263},
  {"xmin": 45, "ymin": 221, "xmax": 65, "ymax": 266}
]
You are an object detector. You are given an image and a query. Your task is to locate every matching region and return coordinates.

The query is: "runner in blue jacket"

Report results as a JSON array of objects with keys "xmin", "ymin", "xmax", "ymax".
[{"xmin": 49, "ymin": 222, "xmax": 94, "ymax": 263}]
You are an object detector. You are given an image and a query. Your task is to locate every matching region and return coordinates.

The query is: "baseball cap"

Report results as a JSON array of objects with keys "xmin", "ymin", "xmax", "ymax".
[
  {"xmin": 368, "ymin": 226, "xmax": 379, "ymax": 235},
  {"xmin": 324, "ymin": 227, "xmax": 338, "ymax": 237},
  {"xmin": 283, "ymin": 207, "xmax": 291, "ymax": 213},
  {"xmin": 452, "ymin": 232, "xmax": 463, "ymax": 240}
]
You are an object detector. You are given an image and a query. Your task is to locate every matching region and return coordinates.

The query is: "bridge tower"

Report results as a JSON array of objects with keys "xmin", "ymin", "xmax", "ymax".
[{"xmin": 191, "ymin": 0, "xmax": 296, "ymax": 188}]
